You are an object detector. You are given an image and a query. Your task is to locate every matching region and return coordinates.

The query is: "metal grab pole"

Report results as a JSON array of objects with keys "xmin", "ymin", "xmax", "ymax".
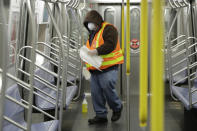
[
  {"xmin": 120, "ymin": 0, "xmax": 125, "ymax": 98},
  {"xmin": 0, "ymin": 1, "xmax": 9, "ymax": 131},
  {"xmin": 167, "ymin": 10, "xmax": 181, "ymax": 101},
  {"xmin": 126, "ymin": 0, "xmax": 131, "ymax": 131},
  {"xmin": 139, "ymin": 0, "xmax": 148, "ymax": 128},
  {"xmin": 122, "ymin": 0, "xmax": 125, "ymax": 55},
  {"xmin": 72, "ymin": 9, "xmax": 83, "ymax": 101},
  {"xmin": 151, "ymin": 0, "xmax": 164, "ymax": 131},
  {"xmin": 26, "ymin": 0, "xmax": 37, "ymax": 130},
  {"xmin": 45, "ymin": 2, "xmax": 68, "ymax": 131},
  {"xmin": 53, "ymin": 3, "xmax": 62, "ymax": 120}
]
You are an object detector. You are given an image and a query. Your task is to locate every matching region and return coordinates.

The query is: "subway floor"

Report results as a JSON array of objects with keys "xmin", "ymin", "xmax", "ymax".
[{"xmin": 61, "ymin": 92, "xmax": 184, "ymax": 131}]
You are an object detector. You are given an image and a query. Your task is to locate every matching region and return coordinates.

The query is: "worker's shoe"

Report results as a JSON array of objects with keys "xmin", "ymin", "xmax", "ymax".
[
  {"xmin": 111, "ymin": 104, "xmax": 123, "ymax": 122},
  {"xmin": 88, "ymin": 116, "xmax": 108, "ymax": 125}
]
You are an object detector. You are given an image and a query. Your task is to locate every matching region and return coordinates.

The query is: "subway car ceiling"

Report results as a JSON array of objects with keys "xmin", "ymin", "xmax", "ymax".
[{"xmin": 86, "ymin": 0, "xmax": 152, "ymax": 3}]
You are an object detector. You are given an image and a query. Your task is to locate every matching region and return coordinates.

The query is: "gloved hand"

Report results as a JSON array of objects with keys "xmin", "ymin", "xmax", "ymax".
[
  {"xmin": 87, "ymin": 49, "xmax": 98, "ymax": 56},
  {"xmin": 82, "ymin": 67, "xmax": 91, "ymax": 80}
]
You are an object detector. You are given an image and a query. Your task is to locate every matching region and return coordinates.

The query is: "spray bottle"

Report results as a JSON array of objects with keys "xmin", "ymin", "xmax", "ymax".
[{"xmin": 82, "ymin": 94, "xmax": 88, "ymax": 113}]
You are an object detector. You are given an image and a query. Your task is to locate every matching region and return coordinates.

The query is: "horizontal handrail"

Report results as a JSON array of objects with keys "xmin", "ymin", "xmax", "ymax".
[
  {"xmin": 171, "ymin": 49, "xmax": 187, "ymax": 58},
  {"xmin": 5, "ymin": 95, "xmax": 29, "ymax": 109},
  {"xmin": 37, "ymin": 42, "xmax": 60, "ymax": 52},
  {"xmin": 35, "ymin": 50, "xmax": 59, "ymax": 64},
  {"xmin": 188, "ymin": 42, "xmax": 197, "ymax": 49},
  {"xmin": 171, "ymin": 35, "xmax": 186, "ymax": 43},
  {"xmin": 173, "ymin": 76, "xmax": 188, "ymax": 85},
  {"xmin": 22, "ymin": 99, "xmax": 56, "ymax": 120},
  {"xmin": 34, "ymin": 75, "xmax": 57, "ymax": 91},
  {"xmin": 172, "ymin": 58, "xmax": 187, "ymax": 68},
  {"xmin": 172, "ymin": 66, "xmax": 187, "ymax": 76},
  {"xmin": 33, "ymin": 90, "xmax": 56, "ymax": 105},
  {"xmin": 171, "ymin": 40, "xmax": 186, "ymax": 49},
  {"xmin": 4, "ymin": 116, "xmax": 27, "ymax": 130}
]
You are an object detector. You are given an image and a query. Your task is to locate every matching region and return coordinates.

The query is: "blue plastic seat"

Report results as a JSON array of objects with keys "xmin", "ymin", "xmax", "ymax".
[
  {"xmin": 171, "ymin": 60, "xmax": 187, "ymax": 84},
  {"xmin": 34, "ymin": 62, "xmax": 78, "ymax": 110},
  {"xmin": 172, "ymin": 86, "xmax": 197, "ymax": 110},
  {"xmin": 173, "ymin": 70, "xmax": 187, "ymax": 84},
  {"xmin": 35, "ymin": 85, "xmax": 77, "ymax": 110},
  {"xmin": 3, "ymin": 84, "xmax": 59, "ymax": 131},
  {"xmin": 3, "ymin": 120, "xmax": 58, "ymax": 131}
]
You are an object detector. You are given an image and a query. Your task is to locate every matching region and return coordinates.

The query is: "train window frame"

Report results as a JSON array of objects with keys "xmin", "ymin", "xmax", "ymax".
[
  {"xmin": 8, "ymin": 11, "xmax": 20, "ymax": 68},
  {"xmin": 103, "ymin": 6, "xmax": 116, "ymax": 25},
  {"xmin": 130, "ymin": 6, "xmax": 141, "ymax": 54}
]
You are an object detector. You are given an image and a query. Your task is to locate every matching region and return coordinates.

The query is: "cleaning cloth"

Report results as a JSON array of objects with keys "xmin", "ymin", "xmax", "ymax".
[{"xmin": 79, "ymin": 46, "xmax": 103, "ymax": 70}]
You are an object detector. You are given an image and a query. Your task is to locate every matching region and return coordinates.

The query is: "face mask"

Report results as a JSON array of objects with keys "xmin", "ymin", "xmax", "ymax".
[{"xmin": 88, "ymin": 23, "xmax": 96, "ymax": 30}]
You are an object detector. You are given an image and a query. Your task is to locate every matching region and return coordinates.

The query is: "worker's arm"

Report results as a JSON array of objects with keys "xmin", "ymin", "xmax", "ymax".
[{"xmin": 96, "ymin": 25, "xmax": 118, "ymax": 55}]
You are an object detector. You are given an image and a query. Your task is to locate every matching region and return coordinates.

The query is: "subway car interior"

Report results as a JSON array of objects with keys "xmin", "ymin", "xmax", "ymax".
[{"xmin": 0, "ymin": 0, "xmax": 197, "ymax": 131}]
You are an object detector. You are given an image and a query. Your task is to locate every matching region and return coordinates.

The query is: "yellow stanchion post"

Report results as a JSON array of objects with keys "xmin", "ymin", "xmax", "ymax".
[
  {"xmin": 120, "ymin": 0, "xmax": 125, "ymax": 97},
  {"xmin": 151, "ymin": 0, "xmax": 164, "ymax": 131},
  {"xmin": 122, "ymin": 0, "xmax": 125, "ymax": 55},
  {"xmin": 139, "ymin": 0, "xmax": 148, "ymax": 127},
  {"xmin": 126, "ymin": 0, "xmax": 130, "ymax": 75},
  {"xmin": 126, "ymin": 0, "xmax": 131, "ymax": 131}
]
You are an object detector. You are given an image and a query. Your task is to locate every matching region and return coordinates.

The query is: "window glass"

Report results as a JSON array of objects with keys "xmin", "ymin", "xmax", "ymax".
[{"xmin": 104, "ymin": 8, "xmax": 115, "ymax": 24}]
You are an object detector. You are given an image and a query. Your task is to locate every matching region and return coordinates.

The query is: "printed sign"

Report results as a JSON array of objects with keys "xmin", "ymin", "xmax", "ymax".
[{"xmin": 130, "ymin": 38, "xmax": 140, "ymax": 54}]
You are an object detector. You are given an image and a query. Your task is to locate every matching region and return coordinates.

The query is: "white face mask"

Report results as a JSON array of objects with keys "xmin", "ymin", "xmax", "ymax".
[{"xmin": 88, "ymin": 23, "xmax": 96, "ymax": 31}]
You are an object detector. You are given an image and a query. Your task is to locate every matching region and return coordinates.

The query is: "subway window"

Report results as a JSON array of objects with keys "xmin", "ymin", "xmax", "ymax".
[
  {"xmin": 104, "ymin": 7, "xmax": 115, "ymax": 24},
  {"xmin": 130, "ymin": 8, "xmax": 140, "ymax": 53}
]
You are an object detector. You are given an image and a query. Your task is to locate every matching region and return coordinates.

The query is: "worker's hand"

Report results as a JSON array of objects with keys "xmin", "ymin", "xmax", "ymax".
[
  {"xmin": 87, "ymin": 49, "xmax": 98, "ymax": 56},
  {"xmin": 82, "ymin": 67, "xmax": 91, "ymax": 80}
]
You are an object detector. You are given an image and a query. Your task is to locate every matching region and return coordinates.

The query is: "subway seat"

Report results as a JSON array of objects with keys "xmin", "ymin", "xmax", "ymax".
[
  {"xmin": 172, "ymin": 79, "xmax": 197, "ymax": 110},
  {"xmin": 169, "ymin": 60, "xmax": 187, "ymax": 84},
  {"xmin": 34, "ymin": 62, "xmax": 78, "ymax": 110},
  {"xmin": 3, "ymin": 84, "xmax": 58, "ymax": 131}
]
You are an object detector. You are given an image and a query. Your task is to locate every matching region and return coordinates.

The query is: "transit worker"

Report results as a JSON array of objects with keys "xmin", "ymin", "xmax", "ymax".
[{"xmin": 83, "ymin": 10, "xmax": 124, "ymax": 125}]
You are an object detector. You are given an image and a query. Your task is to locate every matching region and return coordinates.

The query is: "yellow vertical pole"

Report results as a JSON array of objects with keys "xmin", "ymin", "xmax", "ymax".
[
  {"xmin": 126, "ymin": 0, "xmax": 130, "ymax": 75},
  {"xmin": 139, "ymin": 0, "xmax": 148, "ymax": 127},
  {"xmin": 151, "ymin": 0, "xmax": 164, "ymax": 131},
  {"xmin": 126, "ymin": 0, "xmax": 131, "ymax": 131},
  {"xmin": 121, "ymin": 0, "xmax": 125, "ymax": 55}
]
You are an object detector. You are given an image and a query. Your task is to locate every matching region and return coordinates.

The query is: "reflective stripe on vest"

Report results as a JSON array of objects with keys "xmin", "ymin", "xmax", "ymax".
[
  {"xmin": 96, "ymin": 23, "xmax": 107, "ymax": 48},
  {"xmin": 86, "ymin": 22, "xmax": 124, "ymax": 70}
]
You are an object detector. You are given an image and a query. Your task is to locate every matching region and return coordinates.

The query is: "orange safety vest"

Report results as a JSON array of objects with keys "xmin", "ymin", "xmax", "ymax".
[{"xmin": 86, "ymin": 22, "xmax": 124, "ymax": 70}]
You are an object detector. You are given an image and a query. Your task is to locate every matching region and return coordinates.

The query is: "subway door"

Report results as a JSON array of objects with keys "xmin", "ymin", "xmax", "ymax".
[
  {"xmin": 98, "ymin": 4, "xmax": 122, "ymax": 95},
  {"xmin": 127, "ymin": 5, "xmax": 142, "ymax": 131}
]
